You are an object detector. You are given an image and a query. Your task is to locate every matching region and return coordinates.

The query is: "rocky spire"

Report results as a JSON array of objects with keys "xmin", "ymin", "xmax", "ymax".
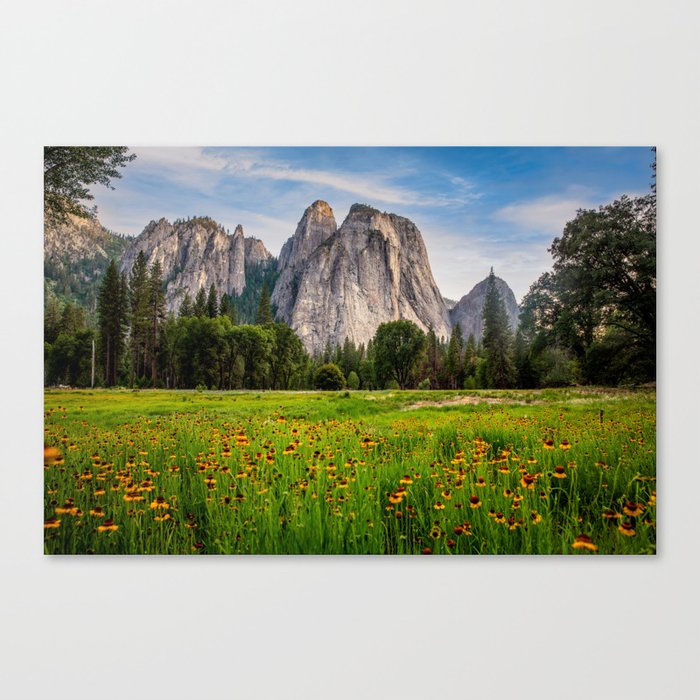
[
  {"xmin": 271, "ymin": 200, "xmax": 337, "ymax": 322},
  {"xmin": 449, "ymin": 274, "xmax": 519, "ymax": 343},
  {"xmin": 120, "ymin": 216, "xmax": 271, "ymax": 312},
  {"xmin": 281, "ymin": 203, "xmax": 451, "ymax": 354}
]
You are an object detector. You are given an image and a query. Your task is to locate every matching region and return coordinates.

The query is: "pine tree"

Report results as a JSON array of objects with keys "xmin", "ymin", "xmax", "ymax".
[
  {"xmin": 514, "ymin": 328, "xmax": 537, "ymax": 388},
  {"xmin": 98, "ymin": 260, "xmax": 128, "ymax": 386},
  {"xmin": 463, "ymin": 333, "xmax": 477, "ymax": 381},
  {"xmin": 193, "ymin": 287, "xmax": 207, "ymax": 317},
  {"xmin": 255, "ymin": 282, "xmax": 273, "ymax": 325},
  {"xmin": 482, "ymin": 269, "xmax": 515, "ymax": 389},
  {"xmin": 445, "ymin": 323, "xmax": 464, "ymax": 389},
  {"xmin": 179, "ymin": 292, "xmax": 193, "ymax": 318},
  {"xmin": 219, "ymin": 293, "xmax": 230, "ymax": 318},
  {"xmin": 44, "ymin": 295, "xmax": 62, "ymax": 344},
  {"xmin": 129, "ymin": 251, "xmax": 150, "ymax": 385},
  {"xmin": 219, "ymin": 293, "xmax": 237, "ymax": 324},
  {"xmin": 206, "ymin": 284, "xmax": 218, "ymax": 318},
  {"xmin": 147, "ymin": 261, "xmax": 166, "ymax": 384},
  {"xmin": 60, "ymin": 302, "xmax": 86, "ymax": 335}
]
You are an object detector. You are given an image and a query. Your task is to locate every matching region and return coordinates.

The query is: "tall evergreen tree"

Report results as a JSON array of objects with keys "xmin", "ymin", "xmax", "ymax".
[
  {"xmin": 255, "ymin": 282, "xmax": 273, "ymax": 325},
  {"xmin": 44, "ymin": 295, "xmax": 62, "ymax": 344},
  {"xmin": 128, "ymin": 251, "xmax": 150, "ymax": 385},
  {"xmin": 445, "ymin": 323, "xmax": 465, "ymax": 389},
  {"xmin": 98, "ymin": 260, "xmax": 128, "ymax": 386},
  {"xmin": 206, "ymin": 283, "xmax": 218, "ymax": 318},
  {"xmin": 59, "ymin": 301, "xmax": 86, "ymax": 335},
  {"xmin": 219, "ymin": 293, "xmax": 237, "ymax": 324},
  {"xmin": 147, "ymin": 261, "xmax": 166, "ymax": 384},
  {"xmin": 193, "ymin": 287, "xmax": 207, "ymax": 317},
  {"xmin": 482, "ymin": 269, "xmax": 516, "ymax": 389},
  {"xmin": 179, "ymin": 292, "xmax": 193, "ymax": 318},
  {"xmin": 219, "ymin": 293, "xmax": 230, "ymax": 318},
  {"xmin": 463, "ymin": 333, "xmax": 478, "ymax": 382}
]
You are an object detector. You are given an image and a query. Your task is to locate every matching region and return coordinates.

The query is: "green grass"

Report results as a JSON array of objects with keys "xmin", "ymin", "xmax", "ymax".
[{"xmin": 44, "ymin": 388, "xmax": 656, "ymax": 555}]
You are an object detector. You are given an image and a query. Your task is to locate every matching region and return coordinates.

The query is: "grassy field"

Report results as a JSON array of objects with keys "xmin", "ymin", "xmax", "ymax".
[{"xmin": 43, "ymin": 388, "xmax": 656, "ymax": 555}]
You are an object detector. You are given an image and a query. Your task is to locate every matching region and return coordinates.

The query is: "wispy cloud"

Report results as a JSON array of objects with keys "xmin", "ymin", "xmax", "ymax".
[
  {"xmin": 492, "ymin": 188, "xmax": 599, "ymax": 235},
  {"xmin": 130, "ymin": 147, "xmax": 476, "ymax": 209}
]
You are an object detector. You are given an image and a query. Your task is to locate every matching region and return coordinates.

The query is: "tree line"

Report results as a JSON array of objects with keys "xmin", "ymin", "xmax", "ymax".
[{"xmin": 44, "ymin": 146, "xmax": 655, "ymax": 391}]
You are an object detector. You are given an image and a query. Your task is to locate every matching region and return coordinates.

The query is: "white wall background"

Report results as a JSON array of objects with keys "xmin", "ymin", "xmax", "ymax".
[{"xmin": 0, "ymin": 1, "xmax": 697, "ymax": 698}]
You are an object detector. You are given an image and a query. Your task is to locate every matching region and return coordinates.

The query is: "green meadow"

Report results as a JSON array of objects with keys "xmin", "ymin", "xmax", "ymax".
[{"xmin": 43, "ymin": 388, "xmax": 656, "ymax": 555}]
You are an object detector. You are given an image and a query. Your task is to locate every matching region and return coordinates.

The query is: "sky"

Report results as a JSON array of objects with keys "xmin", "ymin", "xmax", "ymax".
[{"xmin": 90, "ymin": 146, "xmax": 654, "ymax": 303}]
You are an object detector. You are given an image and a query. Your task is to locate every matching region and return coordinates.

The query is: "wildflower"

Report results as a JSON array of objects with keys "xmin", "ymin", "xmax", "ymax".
[
  {"xmin": 618, "ymin": 521, "xmax": 636, "ymax": 537},
  {"xmin": 44, "ymin": 446, "xmax": 62, "ymax": 466},
  {"xmin": 572, "ymin": 534, "xmax": 598, "ymax": 552},
  {"xmin": 469, "ymin": 495, "xmax": 481, "ymax": 509},
  {"xmin": 521, "ymin": 473, "xmax": 537, "ymax": 490},
  {"xmin": 530, "ymin": 511, "xmax": 542, "ymax": 525},
  {"xmin": 623, "ymin": 501, "xmax": 645, "ymax": 517},
  {"xmin": 44, "ymin": 517, "xmax": 61, "ymax": 529},
  {"xmin": 400, "ymin": 475, "xmax": 413, "ymax": 485},
  {"xmin": 543, "ymin": 438, "xmax": 555, "ymax": 450},
  {"xmin": 97, "ymin": 519, "xmax": 119, "ymax": 533},
  {"xmin": 55, "ymin": 502, "xmax": 79, "ymax": 516},
  {"xmin": 602, "ymin": 509, "xmax": 620, "ymax": 520},
  {"xmin": 150, "ymin": 497, "xmax": 170, "ymax": 510},
  {"xmin": 434, "ymin": 501, "xmax": 445, "ymax": 511},
  {"xmin": 124, "ymin": 491, "xmax": 145, "ymax": 502},
  {"xmin": 89, "ymin": 507, "xmax": 104, "ymax": 517},
  {"xmin": 559, "ymin": 440, "xmax": 571, "ymax": 450},
  {"xmin": 494, "ymin": 512, "xmax": 506, "ymax": 524},
  {"xmin": 552, "ymin": 465, "xmax": 567, "ymax": 479},
  {"xmin": 430, "ymin": 524, "xmax": 443, "ymax": 539}
]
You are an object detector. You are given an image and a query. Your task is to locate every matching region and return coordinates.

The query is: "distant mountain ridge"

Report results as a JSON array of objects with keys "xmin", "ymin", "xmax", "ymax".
[
  {"xmin": 44, "ymin": 213, "xmax": 130, "ymax": 312},
  {"xmin": 120, "ymin": 216, "xmax": 272, "ymax": 311},
  {"xmin": 44, "ymin": 204, "xmax": 520, "ymax": 353}
]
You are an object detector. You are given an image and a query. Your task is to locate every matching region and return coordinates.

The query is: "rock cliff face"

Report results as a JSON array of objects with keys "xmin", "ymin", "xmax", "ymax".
[
  {"xmin": 44, "ymin": 213, "xmax": 130, "ymax": 308},
  {"xmin": 450, "ymin": 275, "xmax": 520, "ymax": 343},
  {"xmin": 121, "ymin": 217, "xmax": 271, "ymax": 311},
  {"xmin": 271, "ymin": 200, "xmax": 337, "ymax": 321},
  {"xmin": 45, "ymin": 213, "xmax": 128, "ymax": 267},
  {"xmin": 277, "ymin": 203, "xmax": 451, "ymax": 354}
]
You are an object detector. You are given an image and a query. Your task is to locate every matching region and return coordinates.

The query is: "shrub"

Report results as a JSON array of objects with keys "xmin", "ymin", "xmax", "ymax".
[{"xmin": 314, "ymin": 363, "xmax": 346, "ymax": 391}]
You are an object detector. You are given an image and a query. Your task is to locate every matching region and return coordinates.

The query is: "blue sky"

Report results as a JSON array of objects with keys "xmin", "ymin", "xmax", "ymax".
[{"xmin": 91, "ymin": 146, "xmax": 654, "ymax": 302}]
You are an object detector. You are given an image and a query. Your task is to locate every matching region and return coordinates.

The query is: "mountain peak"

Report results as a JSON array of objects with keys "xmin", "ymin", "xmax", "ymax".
[
  {"xmin": 279, "ymin": 203, "xmax": 450, "ymax": 353},
  {"xmin": 450, "ymin": 273, "xmax": 519, "ymax": 343},
  {"xmin": 121, "ymin": 216, "xmax": 271, "ymax": 311},
  {"xmin": 347, "ymin": 203, "xmax": 380, "ymax": 219}
]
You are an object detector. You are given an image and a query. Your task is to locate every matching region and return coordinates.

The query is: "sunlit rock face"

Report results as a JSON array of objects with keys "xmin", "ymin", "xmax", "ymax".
[
  {"xmin": 121, "ymin": 217, "xmax": 271, "ymax": 312},
  {"xmin": 277, "ymin": 203, "xmax": 451, "ymax": 354}
]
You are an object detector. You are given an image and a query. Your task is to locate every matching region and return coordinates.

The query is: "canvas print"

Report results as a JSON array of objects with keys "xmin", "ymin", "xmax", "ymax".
[{"xmin": 43, "ymin": 147, "xmax": 656, "ymax": 554}]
